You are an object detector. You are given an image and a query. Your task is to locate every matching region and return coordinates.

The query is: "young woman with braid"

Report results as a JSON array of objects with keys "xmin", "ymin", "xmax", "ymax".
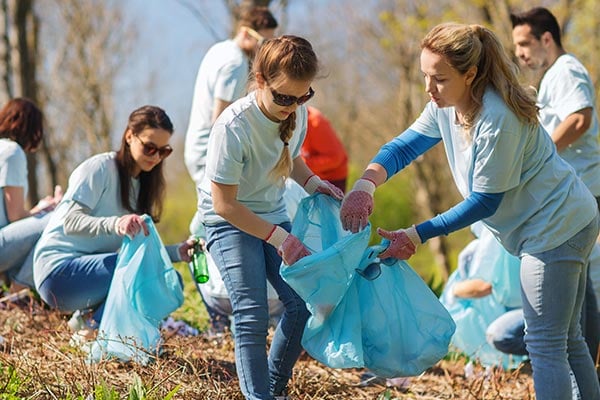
[{"xmin": 196, "ymin": 35, "xmax": 343, "ymax": 400}]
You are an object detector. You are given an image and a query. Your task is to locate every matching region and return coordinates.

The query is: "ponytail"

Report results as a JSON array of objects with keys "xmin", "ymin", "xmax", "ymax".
[{"xmin": 269, "ymin": 112, "xmax": 295, "ymax": 183}]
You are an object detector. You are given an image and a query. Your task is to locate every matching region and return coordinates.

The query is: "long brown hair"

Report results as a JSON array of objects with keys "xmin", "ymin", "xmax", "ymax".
[
  {"xmin": 0, "ymin": 98, "xmax": 44, "ymax": 152},
  {"xmin": 421, "ymin": 23, "xmax": 539, "ymax": 137},
  {"xmin": 252, "ymin": 35, "xmax": 319, "ymax": 182},
  {"xmin": 115, "ymin": 105, "xmax": 173, "ymax": 222}
]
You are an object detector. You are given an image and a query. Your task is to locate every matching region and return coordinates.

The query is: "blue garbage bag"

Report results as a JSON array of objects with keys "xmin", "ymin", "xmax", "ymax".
[
  {"xmin": 440, "ymin": 229, "xmax": 526, "ymax": 369},
  {"xmin": 89, "ymin": 215, "xmax": 184, "ymax": 364},
  {"xmin": 281, "ymin": 194, "xmax": 456, "ymax": 377}
]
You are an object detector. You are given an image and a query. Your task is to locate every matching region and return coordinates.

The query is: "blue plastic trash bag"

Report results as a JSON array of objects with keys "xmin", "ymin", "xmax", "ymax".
[
  {"xmin": 89, "ymin": 215, "xmax": 184, "ymax": 364},
  {"xmin": 281, "ymin": 193, "xmax": 456, "ymax": 377},
  {"xmin": 474, "ymin": 229, "xmax": 522, "ymax": 308},
  {"xmin": 440, "ymin": 229, "xmax": 526, "ymax": 369}
]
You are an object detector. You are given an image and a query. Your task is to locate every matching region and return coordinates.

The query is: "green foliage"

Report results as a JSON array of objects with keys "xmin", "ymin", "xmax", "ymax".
[
  {"xmin": 158, "ymin": 172, "xmax": 197, "ymax": 245},
  {"xmin": 0, "ymin": 363, "xmax": 26, "ymax": 400},
  {"xmin": 93, "ymin": 380, "xmax": 120, "ymax": 400}
]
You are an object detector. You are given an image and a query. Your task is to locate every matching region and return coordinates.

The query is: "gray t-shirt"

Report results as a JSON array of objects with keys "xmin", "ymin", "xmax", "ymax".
[
  {"xmin": 0, "ymin": 139, "xmax": 27, "ymax": 229},
  {"xmin": 33, "ymin": 152, "xmax": 136, "ymax": 286}
]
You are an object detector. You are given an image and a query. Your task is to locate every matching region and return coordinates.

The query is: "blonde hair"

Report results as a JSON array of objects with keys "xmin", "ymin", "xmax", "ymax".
[
  {"xmin": 252, "ymin": 35, "xmax": 319, "ymax": 182},
  {"xmin": 421, "ymin": 23, "xmax": 539, "ymax": 137}
]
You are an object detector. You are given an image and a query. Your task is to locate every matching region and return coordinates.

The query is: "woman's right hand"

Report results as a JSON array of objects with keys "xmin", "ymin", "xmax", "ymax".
[
  {"xmin": 340, "ymin": 178, "xmax": 376, "ymax": 233},
  {"xmin": 31, "ymin": 185, "xmax": 64, "ymax": 214},
  {"xmin": 265, "ymin": 225, "xmax": 311, "ymax": 265},
  {"xmin": 115, "ymin": 214, "xmax": 149, "ymax": 238}
]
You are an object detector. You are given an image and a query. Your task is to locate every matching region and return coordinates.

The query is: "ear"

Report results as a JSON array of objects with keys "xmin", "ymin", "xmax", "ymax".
[
  {"xmin": 465, "ymin": 66, "xmax": 477, "ymax": 86},
  {"xmin": 541, "ymin": 31, "xmax": 553, "ymax": 47},
  {"xmin": 125, "ymin": 129, "xmax": 133, "ymax": 144},
  {"xmin": 255, "ymin": 72, "xmax": 267, "ymax": 89}
]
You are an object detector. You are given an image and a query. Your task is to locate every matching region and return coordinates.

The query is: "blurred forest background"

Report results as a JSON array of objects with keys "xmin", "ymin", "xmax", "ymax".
[{"xmin": 5, "ymin": 0, "xmax": 600, "ymax": 292}]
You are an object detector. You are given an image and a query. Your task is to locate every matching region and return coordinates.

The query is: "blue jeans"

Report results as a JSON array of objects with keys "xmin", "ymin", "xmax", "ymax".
[
  {"xmin": 486, "ymin": 309, "xmax": 529, "ymax": 356},
  {"xmin": 488, "ymin": 275, "xmax": 600, "ymax": 359},
  {"xmin": 520, "ymin": 215, "xmax": 600, "ymax": 400},
  {"xmin": 37, "ymin": 253, "xmax": 118, "ymax": 323},
  {"xmin": 0, "ymin": 212, "xmax": 52, "ymax": 288},
  {"xmin": 205, "ymin": 222, "xmax": 309, "ymax": 400}
]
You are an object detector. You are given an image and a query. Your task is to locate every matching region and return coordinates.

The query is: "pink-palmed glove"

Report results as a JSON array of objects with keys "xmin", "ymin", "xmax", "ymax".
[
  {"xmin": 266, "ymin": 225, "xmax": 311, "ymax": 266},
  {"xmin": 340, "ymin": 178, "xmax": 376, "ymax": 233},
  {"xmin": 303, "ymin": 174, "xmax": 344, "ymax": 201},
  {"xmin": 377, "ymin": 225, "xmax": 422, "ymax": 260}
]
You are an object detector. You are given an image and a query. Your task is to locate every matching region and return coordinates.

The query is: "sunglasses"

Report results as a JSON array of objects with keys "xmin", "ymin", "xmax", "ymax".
[
  {"xmin": 270, "ymin": 87, "xmax": 315, "ymax": 107},
  {"xmin": 133, "ymin": 134, "xmax": 173, "ymax": 159}
]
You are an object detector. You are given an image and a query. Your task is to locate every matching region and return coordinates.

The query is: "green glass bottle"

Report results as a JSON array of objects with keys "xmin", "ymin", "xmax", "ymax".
[{"xmin": 191, "ymin": 239, "xmax": 209, "ymax": 284}]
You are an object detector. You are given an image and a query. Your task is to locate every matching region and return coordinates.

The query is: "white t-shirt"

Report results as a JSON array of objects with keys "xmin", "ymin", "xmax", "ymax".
[
  {"xmin": 0, "ymin": 139, "xmax": 27, "ymax": 229},
  {"xmin": 410, "ymin": 88, "xmax": 597, "ymax": 255},
  {"xmin": 199, "ymin": 91, "xmax": 308, "ymax": 226},
  {"xmin": 538, "ymin": 54, "xmax": 600, "ymax": 196},
  {"xmin": 33, "ymin": 152, "xmax": 139, "ymax": 287},
  {"xmin": 184, "ymin": 39, "xmax": 250, "ymax": 186}
]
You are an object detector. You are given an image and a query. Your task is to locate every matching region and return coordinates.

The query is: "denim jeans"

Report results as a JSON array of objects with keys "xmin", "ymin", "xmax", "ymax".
[
  {"xmin": 488, "ymin": 274, "xmax": 600, "ymax": 359},
  {"xmin": 486, "ymin": 309, "xmax": 528, "ymax": 356},
  {"xmin": 0, "ymin": 212, "xmax": 52, "ymax": 288},
  {"xmin": 520, "ymin": 214, "xmax": 600, "ymax": 400},
  {"xmin": 37, "ymin": 252, "xmax": 118, "ymax": 323},
  {"xmin": 205, "ymin": 222, "xmax": 309, "ymax": 400}
]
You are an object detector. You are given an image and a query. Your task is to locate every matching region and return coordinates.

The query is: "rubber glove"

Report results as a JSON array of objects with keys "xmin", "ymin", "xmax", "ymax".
[
  {"xmin": 303, "ymin": 174, "xmax": 344, "ymax": 201},
  {"xmin": 340, "ymin": 178, "xmax": 376, "ymax": 233},
  {"xmin": 266, "ymin": 225, "xmax": 311, "ymax": 265},
  {"xmin": 377, "ymin": 225, "xmax": 421, "ymax": 260}
]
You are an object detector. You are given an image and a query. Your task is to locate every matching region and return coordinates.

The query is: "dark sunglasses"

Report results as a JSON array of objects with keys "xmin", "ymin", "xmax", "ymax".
[
  {"xmin": 133, "ymin": 134, "xmax": 173, "ymax": 159},
  {"xmin": 270, "ymin": 87, "xmax": 315, "ymax": 107}
]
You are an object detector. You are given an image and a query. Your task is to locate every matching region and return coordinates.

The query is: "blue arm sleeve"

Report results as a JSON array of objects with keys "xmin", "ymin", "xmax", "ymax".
[
  {"xmin": 371, "ymin": 129, "xmax": 441, "ymax": 179},
  {"xmin": 415, "ymin": 191, "xmax": 504, "ymax": 243}
]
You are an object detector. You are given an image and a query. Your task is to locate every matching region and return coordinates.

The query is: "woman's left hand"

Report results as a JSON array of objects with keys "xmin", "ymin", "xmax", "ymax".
[
  {"xmin": 179, "ymin": 237, "xmax": 201, "ymax": 263},
  {"xmin": 377, "ymin": 226, "xmax": 421, "ymax": 260},
  {"xmin": 304, "ymin": 175, "xmax": 344, "ymax": 200}
]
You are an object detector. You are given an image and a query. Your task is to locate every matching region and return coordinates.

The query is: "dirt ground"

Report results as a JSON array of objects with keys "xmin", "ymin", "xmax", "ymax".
[{"xmin": 0, "ymin": 296, "xmax": 536, "ymax": 399}]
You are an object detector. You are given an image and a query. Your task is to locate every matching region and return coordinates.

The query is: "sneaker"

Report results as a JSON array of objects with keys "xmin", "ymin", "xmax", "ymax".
[
  {"xmin": 69, "ymin": 328, "xmax": 96, "ymax": 353},
  {"xmin": 67, "ymin": 310, "xmax": 97, "ymax": 332},
  {"xmin": 67, "ymin": 310, "xmax": 87, "ymax": 331}
]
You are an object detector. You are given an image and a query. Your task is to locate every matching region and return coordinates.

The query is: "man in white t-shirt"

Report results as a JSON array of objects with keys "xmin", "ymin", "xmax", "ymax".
[{"xmin": 511, "ymin": 6, "xmax": 600, "ymax": 366}]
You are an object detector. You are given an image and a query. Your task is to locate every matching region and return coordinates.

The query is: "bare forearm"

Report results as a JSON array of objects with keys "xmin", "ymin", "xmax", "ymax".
[
  {"xmin": 214, "ymin": 200, "xmax": 276, "ymax": 240},
  {"xmin": 360, "ymin": 163, "xmax": 388, "ymax": 187},
  {"xmin": 551, "ymin": 108, "xmax": 591, "ymax": 151}
]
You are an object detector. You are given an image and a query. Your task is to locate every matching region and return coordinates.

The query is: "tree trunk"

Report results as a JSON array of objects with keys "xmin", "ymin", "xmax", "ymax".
[{"xmin": 0, "ymin": 0, "xmax": 11, "ymax": 104}]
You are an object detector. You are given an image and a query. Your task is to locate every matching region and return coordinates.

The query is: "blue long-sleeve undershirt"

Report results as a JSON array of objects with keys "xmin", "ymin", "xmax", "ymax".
[{"xmin": 371, "ymin": 129, "xmax": 504, "ymax": 243}]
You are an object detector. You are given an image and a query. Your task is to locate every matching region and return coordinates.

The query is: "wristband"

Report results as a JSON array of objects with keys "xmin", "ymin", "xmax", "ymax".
[
  {"xmin": 352, "ymin": 178, "xmax": 376, "ymax": 195},
  {"xmin": 265, "ymin": 225, "xmax": 289, "ymax": 248},
  {"xmin": 405, "ymin": 225, "xmax": 422, "ymax": 245},
  {"xmin": 303, "ymin": 174, "xmax": 322, "ymax": 195}
]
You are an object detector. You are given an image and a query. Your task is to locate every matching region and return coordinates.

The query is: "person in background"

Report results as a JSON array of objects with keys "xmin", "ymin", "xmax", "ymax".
[
  {"xmin": 184, "ymin": 6, "xmax": 278, "ymax": 335},
  {"xmin": 33, "ymin": 106, "xmax": 194, "ymax": 337},
  {"xmin": 440, "ymin": 223, "xmax": 527, "ymax": 371},
  {"xmin": 199, "ymin": 35, "xmax": 343, "ymax": 400},
  {"xmin": 340, "ymin": 22, "xmax": 599, "ymax": 400},
  {"xmin": 302, "ymin": 106, "xmax": 348, "ymax": 193},
  {"xmin": 0, "ymin": 98, "xmax": 62, "ymax": 293},
  {"xmin": 511, "ymin": 6, "xmax": 600, "ymax": 365}
]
